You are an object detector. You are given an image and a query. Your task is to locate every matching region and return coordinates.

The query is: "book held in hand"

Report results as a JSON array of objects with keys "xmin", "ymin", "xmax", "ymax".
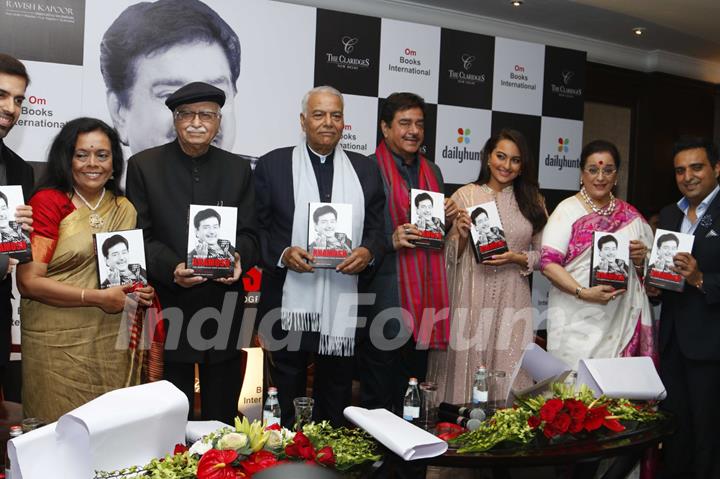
[
  {"xmin": 589, "ymin": 231, "xmax": 629, "ymax": 289},
  {"xmin": 307, "ymin": 202, "xmax": 353, "ymax": 268},
  {"xmin": 93, "ymin": 229, "xmax": 147, "ymax": 289},
  {"xmin": 409, "ymin": 188, "xmax": 445, "ymax": 250},
  {"xmin": 186, "ymin": 205, "xmax": 237, "ymax": 278},
  {"xmin": 0, "ymin": 185, "xmax": 31, "ymax": 263},
  {"xmin": 466, "ymin": 200, "xmax": 508, "ymax": 263},
  {"xmin": 646, "ymin": 228, "xmax": 694, "ymax": 292}
]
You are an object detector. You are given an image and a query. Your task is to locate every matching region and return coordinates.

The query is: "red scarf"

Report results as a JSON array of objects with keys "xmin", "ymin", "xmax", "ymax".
[
  {"xmin": 375, "ymin": 141, "xmax": 450, "ymax": 349},
  {"xmin": 127, "ymin": 283, "xmax": 165, "ymax": 383}
]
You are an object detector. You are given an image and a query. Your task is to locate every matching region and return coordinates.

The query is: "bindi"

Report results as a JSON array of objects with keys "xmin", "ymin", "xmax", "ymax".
[{"xmin": 598, "ymin": 160, "xmax": 603, "ymax": 165}]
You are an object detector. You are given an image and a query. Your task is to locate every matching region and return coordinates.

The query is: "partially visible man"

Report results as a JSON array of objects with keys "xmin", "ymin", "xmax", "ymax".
[
  {"xmin": 255, "ymin": 86, "xmax": 385, "ymax": 426},
  {"xmin": 0, "ymin": 53, "xmax": 34, "ymax": 393},
  {"xmin": 100, "ymin": 0, "xmax": 255, "ymax": 167},
  {"xmin": 358, "ymin": 92, "xmax": 457, "ymax": 412},
  {"xmin": 653, "ymin": 137, "xmax": 720, "ymax": 479},
  {"xmin": 126, "ymin": 82, "xmax": 258, "ymax": 424}
]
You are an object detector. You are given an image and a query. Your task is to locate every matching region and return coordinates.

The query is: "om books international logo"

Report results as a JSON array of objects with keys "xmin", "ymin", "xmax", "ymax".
[
  {"xmin": 550, "ymin": 69, "xmax": 583, "ymax": 99},
  {"xmin": 447, "ymin": 53, "xmax": 485, "ymax": 86},
  {"xmin": 443, "ymin": 127, "xmax": 480, "ymax": 164},
  {"xmin": 324, "ymin": 35, "xmax": 371, "ymax": 71},
  {"xmin": 557, "ymin": 137, "xmax": 569, "ymax": 153}
]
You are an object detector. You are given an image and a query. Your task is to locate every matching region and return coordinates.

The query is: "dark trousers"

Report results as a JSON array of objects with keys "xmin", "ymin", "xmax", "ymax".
[
  {"xmin": 357, "ymin": 314, "xmax": 429, "ymax": 415},
  {"xmin": 659, "ymin": 334, "xmax": 720, "ymax": 479},
  {"xmin": 268, "ymin": 348, "xmax": 353, "ymax": 428},
  {"xmin": 164, "ymin": 356, "xmax": 242, "ymax": 425}
]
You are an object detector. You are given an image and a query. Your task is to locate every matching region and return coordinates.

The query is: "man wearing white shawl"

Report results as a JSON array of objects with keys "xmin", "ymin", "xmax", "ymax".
[{"xmin": 255, "ymin": 86, "xmax": 386, "ymax": 426}]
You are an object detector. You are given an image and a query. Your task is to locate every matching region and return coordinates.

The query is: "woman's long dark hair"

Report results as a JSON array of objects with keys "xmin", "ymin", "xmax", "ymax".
[
  {"xmin": 475, "ymin": 128, "xmax": 547, "ymax": 234},
  {"xmin": 35, "ymin": 117, "xmax": 125, "ymax": 197}
]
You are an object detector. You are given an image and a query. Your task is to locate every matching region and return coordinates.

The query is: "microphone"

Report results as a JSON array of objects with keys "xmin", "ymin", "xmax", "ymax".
[
  {"xmin": 438, "ymin": 409, "xmax": 486, "ymax": 430},
  {"xmin": 438, "ymin": 402, "xmax": 486, "ymax": 420}
]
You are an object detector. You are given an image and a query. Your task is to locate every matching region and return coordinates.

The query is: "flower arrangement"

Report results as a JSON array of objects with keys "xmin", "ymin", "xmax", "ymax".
[
  {"xmin": 95, "ymin": 417, "xmax": 380, "ymax": 478},
  {"xmin": 451, "ymin": 384, "xmax": 662, "ymax": 454}
]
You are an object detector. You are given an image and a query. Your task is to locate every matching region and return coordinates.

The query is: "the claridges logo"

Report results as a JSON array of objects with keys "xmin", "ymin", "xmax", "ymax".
[
  {"xmin": 461, "ymin": 54, "xmax": 475, "ymax": 71},
  {"xmin": 324, "ymin": 35, "xmax": 371, "ymax": 71},
  {"xmin": 442, "ymin": 127, "xmax": 481, "ymax": 164},
  {"xmin": 341, "ymin": 36, "xmax": 359, "ymax": 54},
  {"xmin": 447, "ymin": 53, "xmax": 485, "ymax": 85},
  {"xmin": 551, "ymin": 69, "xmax": 582, "ymax": 99}
]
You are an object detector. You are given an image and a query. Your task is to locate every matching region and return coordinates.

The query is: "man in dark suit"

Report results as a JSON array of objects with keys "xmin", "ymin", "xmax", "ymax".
[
  {"xmin": 0, "ymin": 54, "xmax": 34, "ymax": 397},
  {"xmin": 126, "ymin": 82, "xmax": 258, "ymax": 423},
  {"xmin": 255, "ymin": 86, "xmax": 385, "ymax": 426},
  {"xmin": 651, "ymin": 137, "xmax": 720, "ymax": 479}
]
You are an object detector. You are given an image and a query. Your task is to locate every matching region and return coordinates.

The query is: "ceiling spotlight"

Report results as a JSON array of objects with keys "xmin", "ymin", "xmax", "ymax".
[
  {"xmin": 511, "ymin": 0, "xmax": 523, "ymax": 6},
  {"xmin": 632, "ymin": 27, "xmax": 646, "ymax": 36}
]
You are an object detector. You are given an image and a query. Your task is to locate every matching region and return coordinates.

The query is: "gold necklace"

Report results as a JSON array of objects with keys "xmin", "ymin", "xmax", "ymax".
[
  {"xmin": 580, "ymin": 187, "xmax": 615, "ymax": 216},
  {"xmin": 73, "ymin": 188, "xmax": 106, "ymax": 229}
]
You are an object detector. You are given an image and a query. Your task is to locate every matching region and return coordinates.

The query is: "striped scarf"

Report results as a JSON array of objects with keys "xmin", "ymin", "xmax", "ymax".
[{"xmin": 375, "ymin": 141, "xmax": 450, "ymax": 349}]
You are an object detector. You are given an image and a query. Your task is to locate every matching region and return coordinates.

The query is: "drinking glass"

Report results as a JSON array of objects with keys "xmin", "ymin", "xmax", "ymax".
[
  {"xmin": 293, "ymin": 397, "xmax": 314, "ymax": 431},
  {"xmin": 418, "ymin": 381, "xmax": 438, "ymax": 431},
  {"xmin": 488, "ymin": 370, "xmax": 508, "ymax": 415}
]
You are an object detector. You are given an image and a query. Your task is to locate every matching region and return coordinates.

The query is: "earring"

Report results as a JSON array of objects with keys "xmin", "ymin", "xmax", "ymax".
[{"xmin": 580, "ymin": 178, "xmax": 583, "ymax": 186}]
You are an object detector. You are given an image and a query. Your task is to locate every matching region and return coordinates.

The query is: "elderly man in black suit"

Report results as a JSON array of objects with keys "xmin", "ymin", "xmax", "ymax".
[
  {"xmin": 126, "ymin": 81, "xmax": 258, "ymax": 424},
  {"xmin": 255, "ymin": 86, "xmax": 385, "ymax": 426},
  {"xmin": 650, "ymin": 137, "xmax": 720, "ymax": 479}
]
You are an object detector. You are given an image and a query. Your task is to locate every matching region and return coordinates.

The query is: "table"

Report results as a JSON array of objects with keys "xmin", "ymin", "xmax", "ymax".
[{"xmin": 380, "ymin": 416, "xmax": 674, "ymax": 479}]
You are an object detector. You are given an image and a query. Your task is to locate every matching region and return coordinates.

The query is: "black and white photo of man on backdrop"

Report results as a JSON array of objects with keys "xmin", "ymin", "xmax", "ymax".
[{"xmin": 81, "ymin": 0, "xmax": 315, "ymax": 182}]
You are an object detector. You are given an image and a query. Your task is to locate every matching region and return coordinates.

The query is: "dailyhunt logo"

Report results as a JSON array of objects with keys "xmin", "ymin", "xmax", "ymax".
[
  {"xmin": 443, "ymin": 128, "xmax": 480, "ymax": 164},
  {"xmin": 457, "ymin": 128, "xmax": 471, "ymax": 144},
  {"xmin": 545, "ymin": 136, "xmax": 580, "ymax": 171},
  {"xmin": 557, "ymin": 137, "xmax": 569, "ymax": 153}
]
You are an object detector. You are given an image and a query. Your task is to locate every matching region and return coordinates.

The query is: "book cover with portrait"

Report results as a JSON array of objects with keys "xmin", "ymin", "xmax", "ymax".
[
  {"xmin": 647, "ymin": 228, "xmax": 694, "ymax": 292},
  {"xmin": 409, "ymin": 188, "xmax": 445, "ymax": 250},
  {"xmin": 307, "ymin": 202, "xmax": 353, "ymax": 269},
  {"xmin": 589, "ymin": 231, "xmax": 629, "ymax": 289},
  {"xmin": 0, "ymin": 185, "xmax": 31, "ymax": 263},
  {"xmin": 93, "ymin": 229, "xmax": 147, "ymax": 289},
  {"xmin": 186, "ymin": 205, "xmax": 237, "ymax": 278},
  {"xmin": 466, "ymin": 200, "xmax": 508, "ymax": 263}
]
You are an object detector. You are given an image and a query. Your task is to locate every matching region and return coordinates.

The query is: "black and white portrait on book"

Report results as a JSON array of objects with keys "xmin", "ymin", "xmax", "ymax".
[
  {"xmin": 410, "ymin": 189, "xmax": 445, "ymax": 234},
  {"xmin": 187, "ymin": 205, "xmax": 237, "ymax": 262},
  {"xmin": 307, "ymin": 202, "xmax": 353, "ymax": 253},
  {"xmin": 95, "ymin": 229, "xmax": 147, "ymax": 289}
]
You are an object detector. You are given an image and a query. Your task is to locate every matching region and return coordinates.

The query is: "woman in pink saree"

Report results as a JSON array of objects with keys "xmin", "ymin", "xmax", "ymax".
[{"xmin": 541, "ymin": 140, "xmax": 655, "ymax": 369}]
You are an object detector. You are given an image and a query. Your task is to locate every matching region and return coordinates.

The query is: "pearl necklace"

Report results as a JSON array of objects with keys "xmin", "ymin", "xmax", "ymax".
[
  {"xmin": 74, "ymin": 187, "xmax": 106, "ymax": 229},
  {"xmin": 580, "ymin": 187, "xmax": 615, "ymax": 216}
]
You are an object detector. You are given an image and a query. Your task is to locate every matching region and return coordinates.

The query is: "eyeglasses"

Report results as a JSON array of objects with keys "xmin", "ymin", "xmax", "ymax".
[
  {"xmin": 174, "ymin": 109, "xmax": 221, "ymax": 122},
  {"xmin": 583, "ymin": 166, "xmax": 617, "ymax": 177}
]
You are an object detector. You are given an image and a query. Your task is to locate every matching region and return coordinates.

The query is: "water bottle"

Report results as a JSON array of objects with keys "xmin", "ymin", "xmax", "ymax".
[
  {"xmin": 5, "ymin": 425, "xmax": 22, "ymax": 478},
  {"xmin": 402, "ymin": 377, "xmax": 421, "ymax": 422},
  {"xmin": 262, "ymin": 387, "xmax": 281, "ymax": 427},
  {"xmin": 472, "ymin": 366, "xmax": 489, "ymax": 410}
]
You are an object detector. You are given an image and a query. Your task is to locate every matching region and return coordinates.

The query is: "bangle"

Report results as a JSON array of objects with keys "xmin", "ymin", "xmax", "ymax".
[
  {"xmin": 81, "ymin": 289, "xmax": 86, "ymax": 304},
  {"xmin": 575, "ymin": 286, "xmax": 585, "ymax": 299}
]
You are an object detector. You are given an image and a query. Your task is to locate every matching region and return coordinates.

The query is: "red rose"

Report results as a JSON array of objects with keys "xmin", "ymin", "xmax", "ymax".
[
  {"xmin": 564, "ymin": 399, "xmax": 587, "ymax": 421},
  {"xmin": 551, "ymin": 412, "xmax": 571, "ymax": 434},
  {"xmin": 173, "ymin": 443, "xmax": 189, "ymax": 455},
  {"xmin": 197, "ymin": 449, "xmax": 243, "ymax": 479},
  {"xmin": 285, "ymin": 432, "xmax": 316, "ymax": 460},
  {"xmin": 527, "ymin": 415, "xmax": 541, "ymax": 429},
  {"xmin": 265, "ymin": 423, "xmax": 281, "ymax": 431},
  {"xmin": 539, "ymin": 398, "xmax": 563, "ymax": 422},
  {"xmin": 241, "ymin": 450, "xmax": 280, "ymax": 475},
  {"xmin": 315, "ymin": 446, "xmax": 336, "ymax": 467},
  {"xmin": 568, "ymin": 417, "xmax": 585, "ymax": 434}
]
